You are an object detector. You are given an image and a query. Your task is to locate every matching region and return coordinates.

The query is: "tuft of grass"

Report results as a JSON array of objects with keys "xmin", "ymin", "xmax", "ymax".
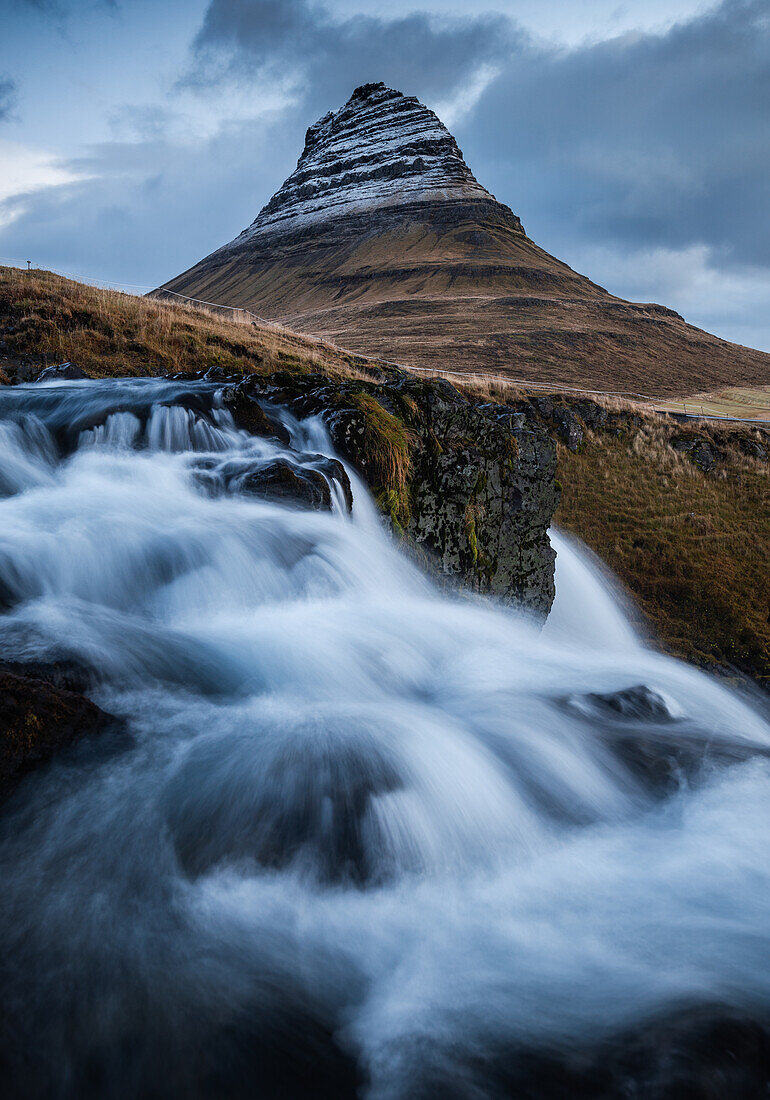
[{"xmin": 349, "ymin": 392, "xmax": 415, "ymax": 513}]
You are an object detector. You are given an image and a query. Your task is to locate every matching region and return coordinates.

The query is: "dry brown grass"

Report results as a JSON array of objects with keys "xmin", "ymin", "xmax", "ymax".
[
  {"xmin": 163, "ymin": 199, "xmax": 770, "ymax": 398},
  {"xmin": 0, "ymin": 266, "xmax": 375, "ymax": 382},
  {"xmin": 555, "ymin": 425, "xmax": 770, "ymax": 687},
  {"xmin": 440, "ymin": 370, "xmax": 652, "ymax": 414}
]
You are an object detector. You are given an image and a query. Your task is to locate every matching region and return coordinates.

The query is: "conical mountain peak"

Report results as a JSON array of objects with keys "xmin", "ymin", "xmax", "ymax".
[
  {"xmin": 161, "ymin": 83, "xmax": 770, "ymax": 397},
  {"xmin": 232, "ymin": 82, "xmax": 495, "ymax": 242}
]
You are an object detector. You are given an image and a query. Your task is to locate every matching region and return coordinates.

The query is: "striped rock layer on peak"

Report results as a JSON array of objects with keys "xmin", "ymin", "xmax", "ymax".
[
  {"xmin": 161, "ymin": 83, "xmax": 770, "ymax": 398},
  {"xmin": 233, "ymin": 82, "xmax": 498, "ymax": 239}
]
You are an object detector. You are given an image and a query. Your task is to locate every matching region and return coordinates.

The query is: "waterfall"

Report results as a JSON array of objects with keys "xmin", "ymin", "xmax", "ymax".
[{"xmin": 0, "ymin": 378, "xmax": 769, "ymax": 1099}]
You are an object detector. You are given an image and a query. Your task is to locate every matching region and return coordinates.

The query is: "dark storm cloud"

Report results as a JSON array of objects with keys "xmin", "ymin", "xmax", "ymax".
[
  {"xmin": 0, "ymin": 77, "xmax": 17, "ymax": 121},
  {"xmin": 16, "ymin": 0, "xmax": 118, "ymax": 10},
  {"xmin": 189, "ymin": 0, "xmax": 517, "ymax": 107},
  {"xmin": 459, "ymin": 0, "xmax": 770, "ymax": 268}
]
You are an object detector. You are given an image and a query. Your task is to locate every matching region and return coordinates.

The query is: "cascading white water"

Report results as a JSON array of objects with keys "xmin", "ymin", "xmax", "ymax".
[{"xmin": 1, "ymin": 378, "xmax": 769, "ymax": 1098}]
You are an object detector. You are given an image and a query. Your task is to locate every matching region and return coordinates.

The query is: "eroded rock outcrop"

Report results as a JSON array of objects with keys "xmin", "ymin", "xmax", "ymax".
[{"xmin": 226, "ymin": 369, "xmax": 559, "ymax": 615}]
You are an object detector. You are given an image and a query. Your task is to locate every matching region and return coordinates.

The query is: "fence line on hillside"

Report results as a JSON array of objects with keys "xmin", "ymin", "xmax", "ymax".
[
  {"xmin": 3, "ymin": 258, "xmax": 769, "ymax": 421},
  {"xmin": 0, "ymin": 255, "xmax": 292, "ymax": 332}
]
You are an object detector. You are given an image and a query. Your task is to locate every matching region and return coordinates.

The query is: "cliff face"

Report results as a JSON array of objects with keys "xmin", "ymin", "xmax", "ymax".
[
  {"xmin": 223, "ymin": 368, "xmax": 559, "ymax": 616},
  {"xmin": 161, "ymin": 82, "xmax": 770, "ymax": 398}
]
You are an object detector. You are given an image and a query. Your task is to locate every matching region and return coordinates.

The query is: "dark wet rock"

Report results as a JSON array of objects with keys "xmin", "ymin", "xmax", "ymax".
[
  {"xmin": 0, "ymin": 670, "xmax": 114, "ymax": 799},
  {"xmin": 165, "ymin": 370, "xmax": 199, "ymax": 382},
  {"xmin": 533, "ymin": 395, "xmax": 554, "ymax": 418},
  {"xmin": 220, "ymin": 383, "xmax": 291, "ymax": 444},
  {"xmin": 735, "ymin": 434, "xmax": 768, "ymax": 461},
  {"xmin": 234, "ymin": 457, "xmax": 338, "ymax": 510},
  {"xmin": 672, "ymin": 435, "xmax": 721, "ymax": 472},
  {"xmin": 35, "ymin": 361, "xmax": 88, "ymax": 382},
  {"xmin": 203, "ymin": 365, "xmax": 229, "ymax": 382},
  {"xmin": 609, "ymin": 730, "xmax": 750, "ymax": 794},
  {"xmin": 551, "ymin": 407, "xmax": 584, "ymax": 452},
  {"xmin": 0, "ymin": 657, "xmax": 94, "ymax": 695},
  {"xmin": 399, "ymin": 381, "xmax": 557, "ymax": 615},
  {"xmin": 570, "ymin": 684, "xmax": 679, "ymax": 723},
  {"xmin": 443, "ymin": 1005, "xmax": 770, "ymax": 1100},
  {"xmin": 0, "ymin": 946, "xmax": 361, "ymax": 1100},
  {"xmin": 195, "ymin": 997, "xmax": 362, "ymax": 1100},
  {"xmin": 573, "ymin": 399, "xmax": 608, "ymax": 430},
  {"xmin": 166, "ymin": 728, "xmax": 402, "ymax": 885},
  {"xmin": 565, "ymin": 684, "xmax": 768, "ymax": 793}
]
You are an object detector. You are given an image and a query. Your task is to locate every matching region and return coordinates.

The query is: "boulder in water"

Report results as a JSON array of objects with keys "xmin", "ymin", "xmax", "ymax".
[
  {"xmin": 569, "ymin": 684, "xmax": 679, "ymax": 723},
  {"xmin": 221, "ymin": 383, "xmax": 291, "ymax": 445},
  {"xmin": 35, "ymin": 361, "xmax": 88, "ymax": 382},
  {"xmin": 235, "ymin": 457, "xmax": 349, "ymax": 511},
  {"xmin": 565, "ymin": 683, "xmax": 768, "ymax": 793},
  {"xmin": 0, "ymin": 670, "xmax": 114, "ymax": 799}
]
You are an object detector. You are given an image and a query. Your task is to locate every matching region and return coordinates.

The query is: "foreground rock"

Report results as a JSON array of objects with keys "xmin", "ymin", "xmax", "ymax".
[
  {"xmin": 232, "ymin": 456, "xmax": 350, "ymax": 511},
  {"xmin": 0, "ymin": 670, "xmax": 114, "ymax": 799},
  {"xmin": 35, "ymin": 361, "xmax": 89, "ymax": 382},
  {"xmin": 226, "ymin": 368, "xmax": 559, "ymax": 615}
]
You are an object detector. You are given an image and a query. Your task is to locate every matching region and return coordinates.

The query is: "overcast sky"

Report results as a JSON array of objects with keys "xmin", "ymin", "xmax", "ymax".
[{"xmin": 1, "ymin": 0, "xmax": 768, "ymax": 350}]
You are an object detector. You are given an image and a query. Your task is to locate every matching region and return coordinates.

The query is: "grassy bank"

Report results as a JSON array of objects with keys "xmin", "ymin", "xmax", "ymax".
[
  {"xmin": 555, "ymin": 422, "xmax": 769, "ymax": 688},
  {"xmin": 0, "ymin": 266, "xmax": 369, "ymax": 382}
]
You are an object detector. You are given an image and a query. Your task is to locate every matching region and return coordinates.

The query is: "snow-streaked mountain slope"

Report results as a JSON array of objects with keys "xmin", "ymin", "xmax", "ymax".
[{"xmin": 226, "ymin": 82, "xmax": 498, "ymax": 243}]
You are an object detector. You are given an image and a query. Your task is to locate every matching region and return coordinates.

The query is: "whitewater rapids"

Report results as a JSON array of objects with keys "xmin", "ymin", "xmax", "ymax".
[{"xmin": 0, "ymin": 378, "xmax": 769, "ymax": 1098}]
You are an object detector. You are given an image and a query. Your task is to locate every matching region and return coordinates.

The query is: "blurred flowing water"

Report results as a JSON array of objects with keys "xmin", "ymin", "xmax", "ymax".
[{"xmin": 1, "ymin": 379, "xmax": 769, "ymax": 1098}]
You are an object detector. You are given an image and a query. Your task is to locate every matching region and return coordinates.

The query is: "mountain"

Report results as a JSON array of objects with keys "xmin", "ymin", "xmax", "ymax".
[{"xmin": 160, "ymin": 82, "xmax": 770, "ymax": 398}]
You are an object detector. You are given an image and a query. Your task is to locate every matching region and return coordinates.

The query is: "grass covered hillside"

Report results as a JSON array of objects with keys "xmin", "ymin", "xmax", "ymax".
[
  {"xmin": 555, "ymin": 418, "xmax": 769, "ymax": 688},
  {"xmin": 0, "ymin": 266, "xmax": 372, "ymax": 383},
  {"xmin": 1, "ymin": 266, "xmax": 767, "ymax": 687}
]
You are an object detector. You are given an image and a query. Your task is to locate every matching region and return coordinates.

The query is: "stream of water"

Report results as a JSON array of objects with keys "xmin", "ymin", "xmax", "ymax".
[{"xmin": 1, "ymin": 379, "xmax": 769, "ymax": 1098}]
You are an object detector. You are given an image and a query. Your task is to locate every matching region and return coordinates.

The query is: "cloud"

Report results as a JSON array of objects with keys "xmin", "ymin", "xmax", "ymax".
[
  {"xmin": 0, "ymin": 114, "xmax": 300, "ymax": 285},
  {"xmin": 0, "ymin": 140, "xmax": 93, "ymax": 233},
  {"xmin": 557, "ymin": 241, "xmax": 770, "ymax": 353},
  {"xmin": 0, "ymin": 77, "xmax": 17, "ymax": 122},
  {"xmin": 15, "ymin": 0, "xmax": 118, "ymax": 11},
  {"xmin": 459, "ymin": 0, "xmax": 770, "ymax": 271},
  {"xmin": 188, "ymin": 0, "xmax": 518, "ymax": 110}
]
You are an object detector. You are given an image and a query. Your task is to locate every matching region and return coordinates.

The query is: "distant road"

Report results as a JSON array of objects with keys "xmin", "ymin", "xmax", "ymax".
[{"xmin": 657, "ymin": 410, "xmax": 770, "ymax": 425}]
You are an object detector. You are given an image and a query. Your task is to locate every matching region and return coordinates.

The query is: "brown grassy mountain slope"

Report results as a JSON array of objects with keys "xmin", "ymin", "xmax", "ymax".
[{"xmin": 160, "ymin": 83, "xmax": 770, "ymax": 399}]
